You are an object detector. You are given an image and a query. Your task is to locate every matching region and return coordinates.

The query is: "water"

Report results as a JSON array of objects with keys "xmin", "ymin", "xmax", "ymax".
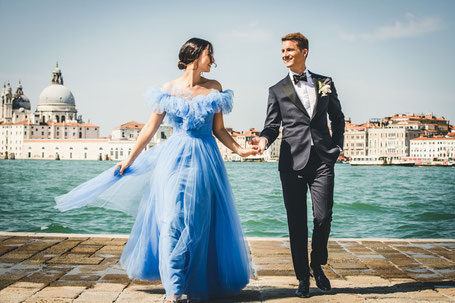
[{"xmin": 1, "ymin": 159, "xmax": 454, "ymax": 238}]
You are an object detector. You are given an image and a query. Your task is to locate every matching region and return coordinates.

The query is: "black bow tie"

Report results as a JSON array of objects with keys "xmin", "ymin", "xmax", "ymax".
[{"xmin": 293, "ymin": 73, "xmax": 307, "ymax": 84}]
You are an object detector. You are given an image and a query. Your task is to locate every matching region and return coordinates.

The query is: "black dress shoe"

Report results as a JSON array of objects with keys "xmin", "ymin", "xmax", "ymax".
[
  {"xmin": 311, "ymin": 265, "xmax": 331, "ymax": 291},
  {"xmin": 295, "ymin": 279, "xmax": 310, "ymax": 298}
]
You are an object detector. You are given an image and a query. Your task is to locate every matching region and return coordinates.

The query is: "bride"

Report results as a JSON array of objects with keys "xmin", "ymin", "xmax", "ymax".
[{"xmin": 55, "ymin": 37, "xmax": 258, "ymax": 302}]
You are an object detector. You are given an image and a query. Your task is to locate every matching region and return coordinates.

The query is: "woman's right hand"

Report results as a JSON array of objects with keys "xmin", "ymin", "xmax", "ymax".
[
  {"xmin": 238, "ymin": 146, "xmax": 260, "ymax": 158},
  {"xmin": 114, "ymin": 158, "xmax": 134, "ymax": 175}
]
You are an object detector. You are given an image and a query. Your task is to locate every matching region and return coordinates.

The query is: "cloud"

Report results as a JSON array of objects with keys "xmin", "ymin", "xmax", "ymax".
[
  {"xmin": 340, "ymin": 13, "xmax": 443, "ymax": 42},
  {"xmin": 224, "ymin": 22, "xmax": 272, "ymax": 41}
]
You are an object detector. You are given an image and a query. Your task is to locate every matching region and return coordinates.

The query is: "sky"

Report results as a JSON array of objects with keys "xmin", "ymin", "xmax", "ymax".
[{"xmin": 1, "ymin": 0, "xmax": 454, "ymax": 136}]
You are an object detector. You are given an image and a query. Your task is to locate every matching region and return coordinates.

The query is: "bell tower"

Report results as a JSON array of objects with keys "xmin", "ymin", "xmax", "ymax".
[
  {"xmin": 1, "ymin": 82, "xmax": 13, "ymax": 122},
  {"xmin": 51, "ymin": 62, "xmax": 64, "ymax": 85}
]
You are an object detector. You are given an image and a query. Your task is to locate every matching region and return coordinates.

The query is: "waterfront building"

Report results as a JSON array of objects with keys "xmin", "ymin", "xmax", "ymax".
[
  {"xmin": 0, "ymin": 121, "xmax": 99, "ymax": 159},
  {"xmin": 367, "ymin": 127, "xmax": 422, "ymax": 160},
  {"xmin": 1, "ymin": 65, "xmax": 99, "ymax": 159},
  {"xmin": 107, "ymin": 121, "xmax": 172, "ymax": 161},
  {"xmin": 112, "ymin": 121, "xmax": 144, "ymax": 140},
  {"xmin": 19, "ymin": 121, "xmax": 172, "ymax": 161},
  {"xmin": 343, "ymin": 114, "xmax": 448, "ymax": 161},
  {"xmin": 410, "ymin": 136, "xmax": 455, "ymax": 160},
  {"xmin": 1, "ymin": 65, "xmax": 172, "ymax": 161},
  {"xmin": 343, "ymin": 119, "xmax": 378, "ymax": 158},
  {"xmin": 381, "ymin": 113, "xmax": 449, "ymax": 136}
]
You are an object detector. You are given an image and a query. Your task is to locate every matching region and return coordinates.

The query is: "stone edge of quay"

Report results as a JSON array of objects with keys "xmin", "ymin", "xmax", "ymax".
[{"xmin": 1, "ymin": 231, "xmax": 455, "ymax": 242}]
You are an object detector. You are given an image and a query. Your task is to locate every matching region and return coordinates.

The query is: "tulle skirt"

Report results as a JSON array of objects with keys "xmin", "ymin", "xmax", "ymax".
[{"xmin": 55, "ymin": 131, "xmax": 251, "ymax": 299}]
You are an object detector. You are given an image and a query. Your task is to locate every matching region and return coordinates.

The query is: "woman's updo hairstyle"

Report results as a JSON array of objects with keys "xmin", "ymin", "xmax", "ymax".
[{"xmin": 178, "ymin": 38, "xmax": 214, "ymax": 70}]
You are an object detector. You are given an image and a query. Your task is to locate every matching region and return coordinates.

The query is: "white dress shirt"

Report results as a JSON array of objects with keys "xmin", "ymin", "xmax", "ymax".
[{"xmin": 289, "ymin": 69, "xmax": 316, "ymax": 145}]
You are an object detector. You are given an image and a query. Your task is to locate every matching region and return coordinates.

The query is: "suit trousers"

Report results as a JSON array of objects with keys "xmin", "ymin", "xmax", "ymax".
[{"xmin": 279, "ymin": 146, "xmax": 334, "ymax": 280}]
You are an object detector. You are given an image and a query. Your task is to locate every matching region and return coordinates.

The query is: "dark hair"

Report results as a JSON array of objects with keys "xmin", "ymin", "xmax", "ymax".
[
  {"xmin": 178, "ymin": 38, "xmax": 214, "ymax": 70},
  {"xmin": 281, "ymin": 32, "xmax": 309, "ymax": 51}
]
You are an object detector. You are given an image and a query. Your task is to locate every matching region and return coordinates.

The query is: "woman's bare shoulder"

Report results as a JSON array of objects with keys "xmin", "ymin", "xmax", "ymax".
[{"xmin": 201, "ymin": 78, "xmax": 222, "ymax": 91}]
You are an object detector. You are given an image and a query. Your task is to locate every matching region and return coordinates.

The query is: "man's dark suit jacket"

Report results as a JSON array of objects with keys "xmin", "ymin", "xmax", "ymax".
[{"xmin": 260, "ymin": 72, "xmax": 345, "ymax": 171}]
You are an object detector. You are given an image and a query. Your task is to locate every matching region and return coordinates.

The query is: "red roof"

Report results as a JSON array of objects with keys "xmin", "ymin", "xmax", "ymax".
[
  {"xmin": 411, "ymin": 136, "xmax": 455, "ymax": 141},
  {"xmin": 53, "ymin": 122, "xmax": 98, "ymax": 127},
  {"xmin": 115, "ymin": 121, "xmax": 144, "ymax": 130},
  {"xmin": 24, "ymin": 139, "xmax": 109, "ymax": 143}
]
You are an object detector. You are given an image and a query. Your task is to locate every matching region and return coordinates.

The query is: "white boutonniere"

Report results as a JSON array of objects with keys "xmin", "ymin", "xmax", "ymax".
[{"xmin": 318, "ymin": 78, "xmax": 332, "ymax": 97}]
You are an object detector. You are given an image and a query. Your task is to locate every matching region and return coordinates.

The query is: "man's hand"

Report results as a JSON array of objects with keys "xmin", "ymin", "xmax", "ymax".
[
  {"xmin": 239, "ymin": 146, "xmax": 260, "ymax": 158},
  {"xmin": 249, "ymin": 137, "xmax": 268, "ymax": 155}
]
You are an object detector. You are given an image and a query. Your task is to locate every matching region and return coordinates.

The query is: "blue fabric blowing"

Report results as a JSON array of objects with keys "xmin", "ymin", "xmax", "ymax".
[{"xmin": 54, "ymin": 84, "xmax": 251, "ymax": 299}]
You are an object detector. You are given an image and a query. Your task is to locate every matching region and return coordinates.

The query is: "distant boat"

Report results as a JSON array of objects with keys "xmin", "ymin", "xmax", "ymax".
[
  {"xmin": 350, "ymin": 156, "xmax": 386, "ymax": 166},
  {"xmin": 389, "ymin": 159, "xmax": 415, "ymax": 166},
  {"xmin": 350, "ymin": 157, "xmax": 416, "ymax": 166}
]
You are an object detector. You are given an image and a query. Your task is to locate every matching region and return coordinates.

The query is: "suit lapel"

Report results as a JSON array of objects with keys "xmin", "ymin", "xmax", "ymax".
[
  {"xmin": 280, "ymin": 76, "xmax": 310, "ymax": 118},
  {"xmin": 310, "ymin": 71, "xmax": 320, "ymax": 120}
]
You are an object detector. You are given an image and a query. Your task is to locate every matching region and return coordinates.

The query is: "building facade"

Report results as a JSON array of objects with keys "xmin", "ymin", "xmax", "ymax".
[
  {"xmin": 410, "ymin": 137, "xmax": 455, "ymax": 160},
  {"xmin": 343, "ymin": 114, "xmax": 450, "ymax": 160},
  {"xmin": 1, "ymin": 65, "xmax": 172, "ymax": 161}
]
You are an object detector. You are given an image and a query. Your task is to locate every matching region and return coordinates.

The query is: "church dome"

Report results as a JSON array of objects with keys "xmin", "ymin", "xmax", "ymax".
[
  {"xmin": 12, "ymin": 95, "xmax": 31, "ymax": 110},
  {"xmin": 38, "ymin": 84, "xmax": 75, "ymax": 105},
  {"xmin": 36, "ymin": 64, "xmax": 76, "ymax": 108},
  {"xmin": 12, "ymin": 82, "xmax": 31, "ymax": 110}
]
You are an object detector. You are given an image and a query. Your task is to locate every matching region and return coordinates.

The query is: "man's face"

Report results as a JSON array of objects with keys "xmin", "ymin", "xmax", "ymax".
[{"xmin": 281, "ymin": 40, "xmax": 307, "ymax": 69}]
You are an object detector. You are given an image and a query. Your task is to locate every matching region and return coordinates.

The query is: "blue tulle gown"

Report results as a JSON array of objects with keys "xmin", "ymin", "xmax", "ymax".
[{"xmin": 54, "ymin": 83, "xmax": 251, "ymax": 300}]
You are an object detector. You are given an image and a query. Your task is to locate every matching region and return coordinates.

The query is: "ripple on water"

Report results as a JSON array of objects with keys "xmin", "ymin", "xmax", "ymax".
[{"xmin": 1, "ymin": 160, "xmax": 455, "ymax": 238}]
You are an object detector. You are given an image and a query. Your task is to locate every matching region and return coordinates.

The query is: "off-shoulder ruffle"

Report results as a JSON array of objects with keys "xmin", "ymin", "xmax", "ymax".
[{"xmin": 144, "ymin": 85, "xmax": 233, "ymax": 130}]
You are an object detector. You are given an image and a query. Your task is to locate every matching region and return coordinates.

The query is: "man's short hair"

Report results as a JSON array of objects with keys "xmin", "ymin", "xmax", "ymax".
[{"xmin": 281, "ymin": 32, "xmax": 309, "ymax": 51}]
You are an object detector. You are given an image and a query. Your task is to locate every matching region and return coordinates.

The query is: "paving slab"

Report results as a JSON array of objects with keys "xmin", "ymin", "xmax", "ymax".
[{"xmin": 0, "ymin": 232, "xmax": 454, "ymax": 302}]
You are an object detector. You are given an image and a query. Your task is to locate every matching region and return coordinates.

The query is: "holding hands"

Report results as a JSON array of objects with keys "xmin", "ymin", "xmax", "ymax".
[
  {"xmin": 238, "ymin": 145, "xmax": 260, "ymax": 158},
  {"xmin": 249, "ymin": 137, "xmax": 268, "ymax": 155}
]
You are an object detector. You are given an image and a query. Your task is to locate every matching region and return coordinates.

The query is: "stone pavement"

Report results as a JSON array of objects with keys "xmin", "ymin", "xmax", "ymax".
[{"xmin": 0, "ymin": 232, "xmax": 454, "ymax": 302}]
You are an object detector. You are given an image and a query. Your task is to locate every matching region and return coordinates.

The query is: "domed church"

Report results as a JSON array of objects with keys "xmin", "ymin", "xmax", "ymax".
[
  {"xmin": 34, "ymin": 63, "xmax": 82, "ymax": 124},
  {"xmin": 1, "ymin": 63, "xmax": 83, "ymax": 124},
  {"xmin": 1, "ymin": 64, "xmax": 100, "ymax": 160},
  {"xmin": 1, "ymin": 81, "xmax": 33, "ymax": 123}
]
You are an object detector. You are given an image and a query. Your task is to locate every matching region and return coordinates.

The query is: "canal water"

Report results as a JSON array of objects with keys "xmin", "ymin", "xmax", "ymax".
[{"xmin": 1, "ymin": 159, "xmax": 454, "ymax": 238}]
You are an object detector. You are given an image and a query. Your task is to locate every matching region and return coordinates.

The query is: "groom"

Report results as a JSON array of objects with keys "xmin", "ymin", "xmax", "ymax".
[{"xmin": 252, "ymin": 32, "xmax": 345, "ymax": 297}]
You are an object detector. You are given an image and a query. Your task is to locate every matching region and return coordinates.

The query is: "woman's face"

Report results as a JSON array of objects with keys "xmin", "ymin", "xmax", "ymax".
[{"xmin": 196, "ymin": 46, "xmax": 214, "ymax": 73}]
